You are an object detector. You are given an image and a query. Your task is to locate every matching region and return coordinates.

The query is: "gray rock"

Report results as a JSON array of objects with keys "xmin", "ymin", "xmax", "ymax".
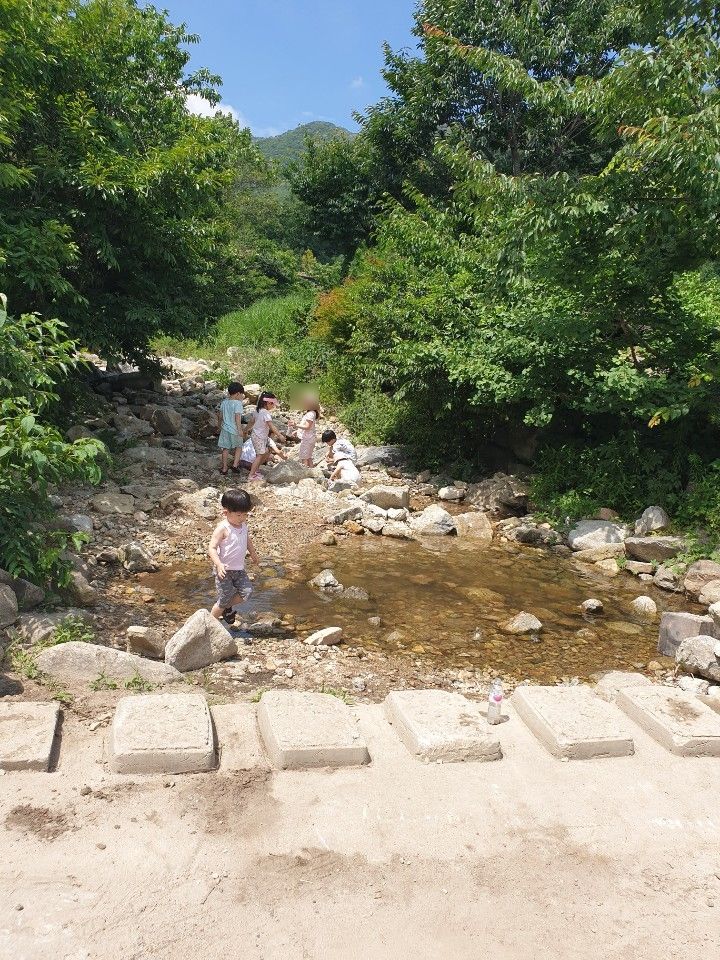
[
  {"xmin": 355, "ymin": 445, "xmax": 406, "ymax": 467},
  {"xmin": 438, "ymin": 486, "xmax": 465, "ymax": 502},
  {"xmin": 0, "ymin": 571, "xmax": 45, "ymax": 611},
  {"xmin": 164, "ymin": 609, "xmax": 237, "ymax": 672},
  {"xmin": 125, "ymin": 625, "xmax": 166, "ymax": 660},
  {"xmin": 13, "ymin": 609, "xmax": 91, "ymax": 646},
  {"xmin": 630, "ymin": 595, "xmax": 657, "ymax": 622},
  {"xmin": 178, "ymin": 486, "xmax": 220, "ymax": 520},
  {"xmin": 309, "ymin": 569, "xmax": 343, "ymax": 593},
  {"xmin": 305, "ymin": 627, "xmax": 343, "ymax": 646},
  {"xmin": 709, "ymin": 601, "xmax": 720, "ymax": 632},
  {"xmin": 581, "ymin": 599, "xmax": 604, "ymax": 615},
  {"xmin": 467, "ymin": 473, "xmax": 529, "ymax": 516},
  {"xmin": 409, "ymin": 504, "xmax": 456, "ymax": 536},
  {"xmin": 698, "ymin": 580, "xmax": 720, "ymax": 606},
  {"xmin": 677, "ymin": 675, "xmax": 710, "ymax": 696},
  {"xmin": 624, "ymin": 536, "xmax": 686, "ymax": 563},
  {"xmin": 327, "ymin": 479, "xmax": 357, "ymax": 493},
  {"xmin": 634, "ymin": 505, "xmax": 670, "ymax": 536},
  {"xmin": 36, "ymin": 641, "xmax": 181, "ymax": 684},
  {"xmin": 658, "ymin": 611, "xmax": 715, "ymax": 657},
  {"xmin": 66, "ymin": 514, "xmax": 94, "ymax": 535},
  {"xmin": 572, "ymin": 543, "xmax": 626, "ymax": 563},
  {"xmin": 386, "ymin": 507, "xmax": 409, "ymax": 521},
  {"xmin": 361, "ymin": 515, "xmax": 386, "ymax": 534},
  {"xmin": 65, "ymin": 424, "xmax": 94, "ymax": 441},
  {"xmin": 150, "ymin": 407, "xmax": 183, "ymax": 436},
  {"xmin": 676, "ymin": 635, "xmax": 720, "ymax": 682},
  {"xmin": 123, "ymin": 446, "xmax": 170, "ymax": 466},
  {"xmin": 66, "ymin": 571, "xmax": 98, "ymax": 607},
  {"xmin": 503, "ymin": 612, "xmax": 542, "ymax": 634},
  {"xmin": 0, "ymin": 584, "xmax": 19, "ymax": 628},
  {"xmin": 653, "ymin": 565, "xmax": 684, "ymax": 592},
  {"xmin": 381, "ymin": 520, "xmax": 413, "ymax": 539},
  {"xmin": 625, "ymin": 560, "xmax": 653, "ymax": 576},
  {"xmin": 341, "ymin": 586, "xmax": 371, "ymax": 603},
  {"xmin": 265, "ymin": 461, "xmax": 321, "ymax": 486},
  {"xmin": 568, "ymin": 520, "xmax": 626, "ymax": 552},
  {"xmin": 330, "ymin": 505, "xmax": 363, "ymax": 525},
  {"xmin": 453, "ymin": 512, "xmax": 493, "ymax": 542},
  {"xmin": 512, "ymin": 524, "xmax": 557, "ymax": 547},
  {"xmin": 360, "ymin": 485, "xmax": 410, "ymax": 510},
  {"xmin": 684, "ymin": 560, "xmax": 720, "ymax": 599},
  {"xmin": 118, "ymin": 542, "xmax": 158, "ymax": 573},
  {"xmin": 92, "ymin": 491, "xmax": 136, "ymax": 515}
]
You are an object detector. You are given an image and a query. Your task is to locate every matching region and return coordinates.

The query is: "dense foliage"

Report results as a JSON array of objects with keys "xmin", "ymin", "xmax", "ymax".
[
  {"xmin": 296, "ymin": 0, "xmax": 720, "ymax": 523},
  {"xmin": 0, "ymin": 296, "xmax": 104, "ymax": 582},
  {"xmin": 0, "ymin": 0, "xmax": 274, "ymax": 361}
]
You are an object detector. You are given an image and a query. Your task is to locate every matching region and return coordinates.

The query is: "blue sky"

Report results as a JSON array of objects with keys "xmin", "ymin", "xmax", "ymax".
[{"xmin": 159, "ymin": 0, "xmax": 419, "ymax": 136}]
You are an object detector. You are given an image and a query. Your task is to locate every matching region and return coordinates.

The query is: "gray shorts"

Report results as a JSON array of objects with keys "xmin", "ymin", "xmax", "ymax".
[{"xmin": 215, "ymin": 568, "xmax": 252, "ymax": 608}]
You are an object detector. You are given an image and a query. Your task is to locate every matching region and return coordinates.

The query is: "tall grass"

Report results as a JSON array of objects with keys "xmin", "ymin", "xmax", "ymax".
[{"xmin": 213, "ymin": 292, "xmax": 313, "ymax": 351}]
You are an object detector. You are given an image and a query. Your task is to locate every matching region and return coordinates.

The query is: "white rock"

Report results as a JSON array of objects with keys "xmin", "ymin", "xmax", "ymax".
[
  {"xmin": 164, "ymin": 610, "xmax": 237, "ymax": 672},
  {"xmin": 676, "ymin": 635, "xmax": 720, "ymax": 682},
  {"xmin": 567, "ymin": 520, "xmax": 626, "ymax": 552},
  {"xmin": 581, "ymin": 599, "xmax": 604, "ymax": 615},
  {"xmin": 309, "ymin": 569, "xmax": 343, "ymax": 592},
  {"xmin": 630, "ymin": 595, "xmax": 657, "ymax": 621},
  {"xmin": 178, "ymin": 486, "xmax": 220, "ymax": 520},
  {"xmin": 305, "ymin": 627, "xmax": 343, "ymax": 646},
  {"xmin": 360, "ymin": 485, "xmax": 410, "ymax": 510},
  {"xmin": 634, "ymin": 505, "xmax": 670, "ymax": 536},
  {"xmin": 118, "ymin": 542, "xmax": 157, "ymax": 573},
  {"xmin": 503, "ymin": 612, "xmax": 542, "ymax": 634},
  {"xmin": 381, "ymin": 520, "xmax": 413, "ymax": 539},
  {"xmin": 36, "ymin": 641, "xmax": 181, "ymax": 684},
  {"xmin": 677, "ymin": 675, "xmax": 710, "ymax": 696},
  {"xmin": 409, "ymin": 504, "xmax": 456, "ymax": 536},
  {"xmin": 438, "ymin": 486, "xmax": 465, "ymax": 502},
  {"xmin": 386, "ymin": 507, "xmax": 409, "ymax": 521},
  {"xmin": 453, "ymin": 512, "xmax": 493, "ymax": 542}
]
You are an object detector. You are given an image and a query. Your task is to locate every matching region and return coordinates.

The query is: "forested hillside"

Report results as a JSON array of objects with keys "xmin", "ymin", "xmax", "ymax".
[{"xmin": 254, "ymin": 121, "xmax": 353, "ymax": 165}]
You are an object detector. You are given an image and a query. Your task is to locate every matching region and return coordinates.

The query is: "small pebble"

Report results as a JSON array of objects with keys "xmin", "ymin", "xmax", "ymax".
[
  {"xmin": 96, "ymin": 843, "xmax": 106, "ymax": 850},
  {"xmin": 15, "ymin": 904, "xmax": 23, "ymax": 911},
  {"xmin": 80, "ymin": 785, "xmax": 91, "ymax": 796}
]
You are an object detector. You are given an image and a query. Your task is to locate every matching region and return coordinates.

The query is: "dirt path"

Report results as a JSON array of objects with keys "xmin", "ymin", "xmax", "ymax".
[{"xmin": 2, "ymin": 706, "xmax": 718, "ymax": 959}]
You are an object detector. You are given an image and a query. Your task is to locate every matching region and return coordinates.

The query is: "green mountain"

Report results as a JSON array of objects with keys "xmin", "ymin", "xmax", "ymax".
[{"xmin": 254, "ymin": 121, "xmax": 354, "ymax": 166}]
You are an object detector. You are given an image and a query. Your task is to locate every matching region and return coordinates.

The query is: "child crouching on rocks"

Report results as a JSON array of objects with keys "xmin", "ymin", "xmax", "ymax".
[{"xmin": 209, "ymin": 488, "xmax": 259, "ymax": 625}]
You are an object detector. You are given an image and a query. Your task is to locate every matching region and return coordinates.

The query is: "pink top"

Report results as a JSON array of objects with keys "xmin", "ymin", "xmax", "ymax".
[{"xmin": 217, "ymin": 519, "xmax": 248, "ymax": 570}]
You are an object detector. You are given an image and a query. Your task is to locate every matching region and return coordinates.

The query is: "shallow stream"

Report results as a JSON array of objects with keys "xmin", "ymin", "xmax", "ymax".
[{"xmin": 140, "ymin": 535, "xmax": 697, "ymax": 683}]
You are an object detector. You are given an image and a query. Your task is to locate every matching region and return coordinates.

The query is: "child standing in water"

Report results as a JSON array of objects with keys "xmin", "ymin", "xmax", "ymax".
[
  {"xmin": 247, "ymin": 391, "xmax": 286, "ymax": 482},
  {"xmin": 209, "ymin": 488, "xmax": 259, "ymax": 624},
  {"xmin": 217, "ymin": 382, "xmax": 246, "ymax": 475},
  {"xmin": 296, "ymin": 393, "xmax": 321, "ymax": 466}
]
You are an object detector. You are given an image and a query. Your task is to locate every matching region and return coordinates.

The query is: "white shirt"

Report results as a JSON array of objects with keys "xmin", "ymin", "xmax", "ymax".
[{"xmin": 333, "ymin": 437, "xmax": 356, "ymax": 463}]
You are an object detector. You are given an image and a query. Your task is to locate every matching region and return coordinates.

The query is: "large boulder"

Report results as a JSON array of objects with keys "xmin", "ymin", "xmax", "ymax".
[
  {"xmin": 624, "ymin": 536, "xmax": 686, "ymax": 563},
  {"xmin": 698, "ymin": 580, "xmax": 720, "ymax": 606},
  {"xmin": 572, "ymin": 543, "xmax": 625, "ymax": 563},
  {"xmin": 36, "ymin": 641, "xmax": 181, "ymax": 684},
  {"xmin": 164, "ymin": 609, "xmax": 237, "ymax": 672},
  {"xmin": 684, "ymin": 560, "xmax": 720, "ymax": 599},
  {"xmin": 178, "ymin": 486, "xmax": 220, "ymax": 520},
  {"xmin": 0, "ymin": 570, "xmax": 45, "ymax": 611},
  {"xmin": 118, "ymin": 542, "xmax": 158, "ymax": 573},
  {"xmin": 634, "ymin": 506, "xmax": 670, "ymax": 536},
  {"xmin": 467, "ymin": 473, "xmax": 529, "ymax": 516},
  {"xmin": 409, "ymin": 504, "xmax": 456, "ymax": 536},
  {"xmin": 360, "ymin": 485, "xmax": 410, "ymax": 510},
  {"xmin": 658, "ymin": 611, "xmax": 715, "ymax": 657},
  {"xmin": 150, "ymin": 406, "xmax": 183, "ymax": 436},
  {"xmin": 265, "ymin": 461, "xmax": 321, "ymax": 486},
  {"xmin": 453, "ymin": 512, "xmax": 493, "ymax": 542},
  {"xmin": 653, "ymin": 565, "xmax": 684, "ymax": 592},
  {"xmin": 676, "ymin": 635, "xmax": 720, "ymax": 682},
  {"xmin": 13, "ymin": 609, "xmax": 92, "ymax": 646},
  {"xmin": 0, "ymin": 584, "xmax": 19, "ymax": 628},
  {"xmin": 91, "ymin": 491, "xmax": 136, "ymax": 515},
  {"xmin": 567, "ymin": 520, "xmax": 626, "ymax": 552},
  {"xmin": 355, "ymin": 445, "xmax": 406, "ymax": 467}
]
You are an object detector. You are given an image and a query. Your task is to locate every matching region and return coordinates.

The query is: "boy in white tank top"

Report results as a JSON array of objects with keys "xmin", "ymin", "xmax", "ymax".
[{"xmin": 208, "ymin": 488, "xmax": 259, "ymax": 624}]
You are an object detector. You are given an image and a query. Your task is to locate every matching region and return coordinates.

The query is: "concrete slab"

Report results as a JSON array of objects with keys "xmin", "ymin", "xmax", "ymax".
[
  {"xmin": 594, "ymin": 671, "xmax": 652, "ymax": 702},
  {"xmin": 210, "ymin": 703, "xmax": 270, "ymax": 772},
  {"xmin": 0, "ymin": 702, "xmax": 60, "ymax": 771},
  {"xmin": 616, "ymin": 685, "xmax": 720, "ymax": 756},
  {"xmin": 512, "ymin": 685, "xmax": 635, "ymax": 759},
  {"xmin": 257, "ymin": 691, "xmax": 369, "ymax": 769},
  {"xmin": 108, "ymin": 694, "xmax": 216, "ymax": 774},
  {"xmin": 384, "ymin": 689, "xmax": 501, "ymax": 762}
]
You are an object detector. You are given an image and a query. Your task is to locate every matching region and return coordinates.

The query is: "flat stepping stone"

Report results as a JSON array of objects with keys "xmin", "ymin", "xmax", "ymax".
[
  {"xmin": 108, "ymin": 694, "xmax": 216, "ymax": 774},
  {"xmin": 616, "ymin": 685, "xmax": 720, "ymax": 756},
  {"xmin": 0, "ymin": 702, "xmax": 60, "ymax": 771},
  {"xmin": 512, "ymin": 685, "xmax": 635, "ymax": 759},
  {"xmin": 384, "ymin": 690, "xmax": 501, "ymax": 762},
  {"xmin": 257, "ymin": 691, "xmax": 369, "ymax": 769}
]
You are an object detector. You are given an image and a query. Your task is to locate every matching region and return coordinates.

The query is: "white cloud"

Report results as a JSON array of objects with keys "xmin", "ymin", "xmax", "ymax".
[
  {"xmin": 185, "ymin": 93, "xmax": 278, "ymax": 134},
  {"xmin": 350, "ymin": 76, "xmax": 364, "ymax": 89}
]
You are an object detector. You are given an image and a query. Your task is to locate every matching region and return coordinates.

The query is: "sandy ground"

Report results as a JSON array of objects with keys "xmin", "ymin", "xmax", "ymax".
[{"xmin": 2, "ymin": 702, "xmax": 719, "ymax": 960}]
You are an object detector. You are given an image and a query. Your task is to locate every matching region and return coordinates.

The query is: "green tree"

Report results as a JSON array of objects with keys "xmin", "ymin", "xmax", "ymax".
[
  {"xmin": 0, "ymin": 0, "xmax": 263, "ymax": 361},
  {"xmin": 0, "ymin": 295, "xmax": 104, "ymax": 582}
]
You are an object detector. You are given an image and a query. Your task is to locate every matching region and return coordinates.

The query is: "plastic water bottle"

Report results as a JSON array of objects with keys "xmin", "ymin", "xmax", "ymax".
[{"xmin": 487, "ymin": 679, "xmax": 503, "ymax": 725}]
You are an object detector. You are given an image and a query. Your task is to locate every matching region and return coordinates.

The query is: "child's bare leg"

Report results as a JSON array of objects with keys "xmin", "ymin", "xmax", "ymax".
[
  {"xmin": 247, "ymin": 453, "xmax": 264, "ymax": 480},
  {"xmin": 220, "ymin": 449, "xmax": 229, "ymax": 472},
  {"xmin": 211, "ymin": 602, "xmax": 225, "ymax": 619},
  {"xmin": 232, "ymin": 445, "xmax": 242, "ymax": 468}
]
